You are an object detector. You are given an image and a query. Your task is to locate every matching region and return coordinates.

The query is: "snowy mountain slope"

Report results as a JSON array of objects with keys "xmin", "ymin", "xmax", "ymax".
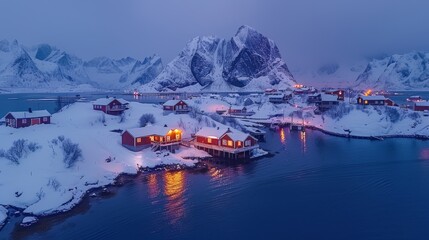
[
  {"xmin": 292, "ymin": 61, "xmax": 367, "ymax": 88},
  {"xmin": 142, "ymin": 25, "xmax": 296, "ymax": 92},
  {"xmin": 0, "ymin": 40, "xmax": 163, "ymax": 91},
  {"xmin": 355, "ymin": 52, "xmax": 429, "ymax": 90}
]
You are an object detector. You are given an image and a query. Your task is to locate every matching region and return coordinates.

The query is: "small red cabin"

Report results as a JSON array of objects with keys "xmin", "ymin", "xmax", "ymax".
[
  {"xmin": 324, "ymin": 89, "xmax": 345, "ymax": 101},
  {"xmin": 413, "ymin": 101, "xmax": 429, "ymax": 111},
  {"xmin": 228, "ymin": 106, "xmax": 247, "ymax": 114},
  {"xmin": 93, "ymin": 97, "xmax": 129, "ymax": 115},
  {"xmin": 122, "ymin": 126, "xmax": 182, "ymax": 151},
  {"xmin": 162, "ymin": 100, "xmax": 190, "ymax": 113},
  {"xmin": 194, "ymin": 127, "xmax": 258, "ymax": 158},
  {"xmin": 3, "ymin": 109, "xmax": 51, "ymax": 128},
  {"xmin": 385, "ymin": 98, "xmax": 397, "ymax": 106},
  {"xmin": 357, "ymin": 95, "xmax": 386, "ymax": 106}
]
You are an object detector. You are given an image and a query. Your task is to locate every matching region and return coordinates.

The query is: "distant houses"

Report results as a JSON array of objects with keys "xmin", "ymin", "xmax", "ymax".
[
  {"xmin": 3, "ymin": 109, "xmax": 51, "ymax": 128},
  {"xmin": 194, "ymin": 127, "xmax": 258, "ymax": 158},
  {"xmin": 122, "ymin": 125, "xmax": 182, "ymax": 152},
  {"xmin": 93, "ymin": 97, "xmax": 129, "ymax": 115},
  {"xmin": 357, "ymin": 95, "xmax": 386, "ymax": 106},
  {"xmin": 324, "ymin": 89, "xmax": 345, "ymax": 101},
  {"xmin": 268, "ymin": 93, "xmax": 292, "ymax": 104},
  {"xmin": 315, "ymin": 94, "xmax": 339, "ymax": 111},
  {"xmin": 162, "ymin": 100, "xmax": 190, "ymax": 114},
  {"xmin": 228, "ymin": 106, "xmax": 249, "ymax": 116}
]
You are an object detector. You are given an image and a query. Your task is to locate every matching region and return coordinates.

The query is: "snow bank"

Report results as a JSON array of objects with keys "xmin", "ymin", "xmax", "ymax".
[{"xmin": 20, "ymin": 216, "xmax": 38, "ymax": 227}]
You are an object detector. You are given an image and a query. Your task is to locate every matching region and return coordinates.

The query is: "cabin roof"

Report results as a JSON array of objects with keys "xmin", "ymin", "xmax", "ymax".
[
  {"xmin": 93, "ymin": 97, "xmax": 128, "ymax": 106},
  {"xmin": 415, "ymin": 101, "xmax": 429, "ymax": 107},
  {"xmin": 359, "ymin": 95, "xmax": 386, "ymax": 101},
  {"xmin": 230, "ymin": 105, "xmax": 246, "ymax": 110},
  {"xmin": 5, "ymin": 110, "xmax": 51, "ymax": 119},
  {"xmin": 225, "ymin": 131, "xmax": 251, "ymax": 141},
  {"xmin": 195, "ymin": 127, "xmax": 227, "ymax": 139},
  {"xmin": 320, "ymin": 94, "xmax": 338, "ymax": 102},
  {"xmin": 125, "ymin": 126, "xmax": 181, "ymax": 138},
  {"xmin": 196, "ymin": 126, "xmax": 255, "ymax": 141},
  {"xmin": 163, "ymin": 100, "xmax": 187, "ymax": 106}
]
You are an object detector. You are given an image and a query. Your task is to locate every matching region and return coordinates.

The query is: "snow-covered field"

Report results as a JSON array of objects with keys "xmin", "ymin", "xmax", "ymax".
[{"xmin": 0, "ymin": 102, "xmax": 216, "ymax": 220}]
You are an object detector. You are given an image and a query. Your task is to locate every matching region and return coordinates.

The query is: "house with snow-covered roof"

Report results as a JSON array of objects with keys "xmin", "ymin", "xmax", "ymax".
[
  {"xmin": 315, "ymin": 94, "xmax": 339, "ymax": 111},
  {"xmin": 357, "ymin": 95, "xmax": 386, "ymax": 106},
  {"xmin": 3, "ymin": 109, "xmax": 51, "ymax": 128},
  {"xmin": 121, "ymin": 125, "xmax": 182, "ymax": 152},
  {"xmin": 413, "ymin": 101, "xmax": 429, "ymax": 112},
  {"xmin": 93, "ymin": 97, "xmax": 129, "ymax": 115},
  {"xmin": 162, "ymin": 100, "xmax": 190, "ymax": 114},
  {"xmin": 194, "ymin": 126, "xmax": 258, "ymax": 159}
]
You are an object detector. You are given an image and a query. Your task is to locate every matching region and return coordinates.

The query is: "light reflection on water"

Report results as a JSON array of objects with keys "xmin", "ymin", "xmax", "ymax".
[
  {"xmin": 163, "ymin": 171, "xmax": 186, "ymax": 225},
  {"xmin": 300, "ymin": 131, "xmax": 307, "ymax": 153}
]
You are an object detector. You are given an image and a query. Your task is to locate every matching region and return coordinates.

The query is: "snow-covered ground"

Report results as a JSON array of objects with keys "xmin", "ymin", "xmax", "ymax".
[{"xmin": 0, "ymin": 101, "xmax": 218, "ymax": 218}]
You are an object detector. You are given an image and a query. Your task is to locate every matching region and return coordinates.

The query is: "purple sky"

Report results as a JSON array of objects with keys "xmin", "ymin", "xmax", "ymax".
[{"xmin": 1, "ymin": 0, "xmax": 428, "ymax": 70}]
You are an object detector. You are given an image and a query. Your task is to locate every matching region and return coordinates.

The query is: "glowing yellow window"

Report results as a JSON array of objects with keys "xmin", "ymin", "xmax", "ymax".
[
  {"xmin": 160, "ymin": 137, "xmax": 164, "ymax": 142},
  {"xmin": 150, "ymin": 136, "xmax": 154, "ymax": 141},
  {"xmin": 207, "ymin": 138, "xmax": 212, "ymax": 143},
  {"xmin": 136, "ymin": 138, "xmax": 142, "ymax": 143},
  {"xmin": 176, "ymin": 134, "xmax": 180, "ymax": 140},
  {"xmin": 227, "ymin": 140, "xmax": 233, "ymax": 147},
  {"xmin": 237, "ymin": 141, "xmax": 242, "ymax": 147},
  {"xmin": 364, "ymin": 100, "xmax": 368, "ymax": 104}
]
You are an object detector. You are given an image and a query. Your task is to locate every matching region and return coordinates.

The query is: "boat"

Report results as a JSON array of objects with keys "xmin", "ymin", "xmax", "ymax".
[{"xmin": 406, "ymin": 96, "xmax": 422, "ymax": 102}]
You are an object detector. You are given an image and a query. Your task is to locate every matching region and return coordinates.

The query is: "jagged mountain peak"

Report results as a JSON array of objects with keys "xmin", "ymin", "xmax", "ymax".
[
  {"xmin": 355, "ymin": 51, "xmax": 429, "ymax": 90},
  {"xmin": 142, "ymin": 25, "xmax": 295, "ymax": 92}
]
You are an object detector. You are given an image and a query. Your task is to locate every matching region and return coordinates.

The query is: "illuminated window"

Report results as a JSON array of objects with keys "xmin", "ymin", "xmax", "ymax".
[
  {"xmin": 364, "ymin": 100, "xmax": 368, "ymax": 104},
  {"xmin": 167, "ymin": 136, "xmax": 171, "ymax": 142},
  {"xmin": 359, "ymin": 99, "xmax": 362, "ymax": 103},
  {"xmin": 136, "ymin": 138, "xmax": 142, "ymax": 143},
  {"xmin": 176, "ymin": 134, "xmax": 180, "ymax": 140},
  {"xmin": 207, "ymin": 138, "xmax": 212, "ymax": 143},
  {"xmin": 227, "ymin": 140, "xmax": 233, "ymax": 147},
  {"xmin": 160, "ymin": 137, "xmax": 164, "ymax": 142},
  {"xmin": 237, "ymin": 141, "xmax": 242, "ymax": 147},
  {"xmin": 150, "ymin": 136, "xmax": 154, "ymax": 141}
]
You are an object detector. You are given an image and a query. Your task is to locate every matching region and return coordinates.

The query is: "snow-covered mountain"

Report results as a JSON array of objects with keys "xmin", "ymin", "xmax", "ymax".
[
  {"xmin": 292, "ymin": 62, "xmax": 367, "ymax": 89},
  {"xmin": 0, "ymin": 40, "xmax": 163, "ymax": 91},
  {"xmin": 355, "ymin": 52, "xmax": 429, "ymax": 90},
  {"xmin": 141, "ymin": 25, "xmax": 296, "ymax": 92}
]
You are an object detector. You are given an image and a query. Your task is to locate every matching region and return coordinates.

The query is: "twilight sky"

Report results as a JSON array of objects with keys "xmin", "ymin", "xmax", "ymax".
[{"xmin": 1, "ymin": 0, "xmax": 428, "ymax": 70}]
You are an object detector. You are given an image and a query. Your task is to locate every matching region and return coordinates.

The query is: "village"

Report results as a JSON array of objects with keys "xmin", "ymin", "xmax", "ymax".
[{"xmin": 1, "ymin": 85, "xmax": 429, "ymax": 228}]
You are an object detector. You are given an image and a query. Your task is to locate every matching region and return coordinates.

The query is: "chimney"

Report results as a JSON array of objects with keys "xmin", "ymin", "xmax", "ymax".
[
  {"xmin": 164, "ymin": 124, "xmax": 168, "ymax": 127},
  {"xmin": 28, "ymin": 108, "xmax": 32, "ymax": 113}
]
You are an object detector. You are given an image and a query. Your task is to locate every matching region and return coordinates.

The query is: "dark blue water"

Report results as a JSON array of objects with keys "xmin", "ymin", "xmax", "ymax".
[
  {"xmin": 2, "ymin": 128, "xmax": 429, "ymax": 240},
  {"xmin": 0, "ymin": 92, "xmax": 191, "ymax": 118}
]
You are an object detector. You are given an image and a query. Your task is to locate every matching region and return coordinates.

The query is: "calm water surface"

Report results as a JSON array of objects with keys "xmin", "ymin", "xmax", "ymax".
[{"xmin": 1, "ymin": 129, "xmax": 429, "ymax": 240}]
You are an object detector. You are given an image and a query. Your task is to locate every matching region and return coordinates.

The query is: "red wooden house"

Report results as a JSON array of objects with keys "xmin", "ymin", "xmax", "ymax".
[
  {"xmin": 122, "ymin": 125, "xmax": 182, "ymax": 152},
  {"xmin": 162, "ymin": 100, "xmax": 190, "ymax": 113},
  {"xmin": 413, "ymin": 101, "xmax": 429, "ymax": 112},
  {"xmin": 357, "ymin": 95, "xmax": 386, "ymax": 106},
  {"xmin": 93, "ymin": 97, "xmax": 129, "ymax": 115},
  {"xmin": 324, "ymin": 89, "xmax": 345, "ymax": 101},
  {"xmin": 194, "ymin": 127, "xmax": 258, "ymax": 159},
  {"xmin": 3, "ymin": 109, "xmax": 51, "ymax": 128}
]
